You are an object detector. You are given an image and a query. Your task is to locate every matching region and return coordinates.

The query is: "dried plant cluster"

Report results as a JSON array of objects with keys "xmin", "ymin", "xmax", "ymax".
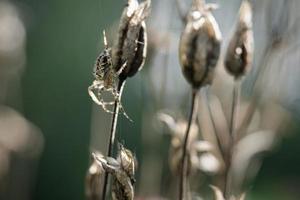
[
  {"xmin": 87, "ymin": 0, "xmax": 151, "ymax": 199},
  {"xmin": 92, "ymin": 145, "xmax": 136, "ymax": 200},
  {"xmin": 86, "ymin": 0, "xmax": 290, "ymax": 200}
]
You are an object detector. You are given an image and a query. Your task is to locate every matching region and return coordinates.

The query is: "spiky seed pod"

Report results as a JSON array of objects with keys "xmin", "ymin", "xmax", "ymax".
[
  {"xmin": 225, "ymin": 0, "xmax": 253, "ymax": 79},
  {"xmin": 179, "ymin": 0, "xmax": 222, "ymax": 88},
  {"xmin": 113, "ymin": 0, "xmax": 150, "ymax": 79}
]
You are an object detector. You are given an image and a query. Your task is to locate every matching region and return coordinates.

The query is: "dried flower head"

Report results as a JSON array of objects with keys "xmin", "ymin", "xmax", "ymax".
[
  {"xmin": 158, "ymin": 113, "xmax": 220, "ymax": 175},
  {"xmin": 179, "ymin": 0, "xmax": 222, "ymax": 88},
  {"xmin": 88, "ymin": 31, "xmax": 131, "ymax": 120},
  {"xmin": 225, "ymin": 0, "xmax": 253, "ymax": 79},
  {"xmin": 93, "ymin": 145, "xmax": 137, "ymax": 200},
  {"xmin": 113, "ymin": 0, "xmax": 151, "ymax": 79}
]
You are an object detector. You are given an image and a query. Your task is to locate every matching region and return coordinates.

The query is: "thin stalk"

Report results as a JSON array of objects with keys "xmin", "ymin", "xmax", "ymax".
[
  {"xmin": 230, "ymin": 80, "xmax": 240, "ymax": 142},
  {"xmin": 101, "ymin": 78, "xmax": 126, "ymax": 200},
  {"xmin": 236, "ymin": 47, "xmax": 272, "ymax": 140},
  {"xmin": 203, "ymin": 87, "xmax": 226, "ymax": 159},
  {"xmin": 224, "ymin": 80, "xmax": 240, "ymax": 198},
  {"xmin": 179, "ymin": 89, "xmax": 199, "ymax": 200}
]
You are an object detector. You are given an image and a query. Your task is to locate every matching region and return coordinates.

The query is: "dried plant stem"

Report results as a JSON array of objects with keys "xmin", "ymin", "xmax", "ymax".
[
  {"xmin": 230, "ymin": 80, "xmax": 240, "ymax": 142},
  {"xmin": 203, "ymin": 87, "xmax": 226, "ymax": 159},
  {"xmin": 224, "ymin": 80, "xmax": 240, "ymax": 198},
  {"xmin": 179, "ymin": 89, "xmax": 199, "ymax": 200},
  {"xmin": 101, "ymin": 78, "xmax": 126, "ymax": 200}
]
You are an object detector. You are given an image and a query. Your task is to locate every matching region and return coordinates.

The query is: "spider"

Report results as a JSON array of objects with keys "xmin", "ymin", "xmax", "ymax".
[{"xmin": 88, "ymin": 31, "xmax": 131, "ymax": 120}]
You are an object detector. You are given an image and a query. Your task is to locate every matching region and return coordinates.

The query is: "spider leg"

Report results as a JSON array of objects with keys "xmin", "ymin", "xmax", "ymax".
[
  {"xmin": 136, "ymin": 40, "xmax": 145, "ymax": 45},
  {"xmin": 116, "ymin": 61, "xmax": 127, "ymax": 76},
  {"xmin": 88, "ymin": 80, "xmax": 132, "ymax": 121},
  {"xmin": 101, "ymin": 101, "xmax": 116, "ymax": 114},
  {"xmin": 88, "ymin": 81, "xmax": 105, "ymax": 106},
  {"xmin": 88, "ymin": 81, "xmax": 115, "ymax": 114},
  {"xmin": 110, "ymin": 88, "xmax": 133, "ymax": 122},
  {"xmin": 116, "ymin": 100, "xmax": 133, "ymax": 122}
]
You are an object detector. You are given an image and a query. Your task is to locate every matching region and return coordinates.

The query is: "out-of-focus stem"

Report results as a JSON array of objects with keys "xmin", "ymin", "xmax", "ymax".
[
  {"xmin": 179, "ymin": 89, "xmax": 199, "ymax": 200},
  {"xmin": 224, "ymin": 80, "xmax": 240, "ymax": 198},
  {"xmin": 101, "ymin": 78, "xmax": 126, "ymax": 200},
  {"xmin": 176, "ymin": 0, "xmax": 187, "ymax": 23},
  {"xmin": 204, "ymin": 87, "xmax": 226, "ymax": 159},
  {"xmin": 230, "ymin": 80, "xmax": 240, "ymax": 142}
]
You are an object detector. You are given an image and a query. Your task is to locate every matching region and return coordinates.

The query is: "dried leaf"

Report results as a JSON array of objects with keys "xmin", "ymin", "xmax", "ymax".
[
  {"xmin": 210, "ymin": 185, "xmax": 225, "ymax": 200},
  {"xmin": 231, "ymin": 130, "xmax": 275, "ymax": 188}
]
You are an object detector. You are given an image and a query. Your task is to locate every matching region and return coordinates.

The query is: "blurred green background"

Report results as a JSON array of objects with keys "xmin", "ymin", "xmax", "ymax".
[
  {"xmin": 21, "ymin": 0, "xmax": 143, "ymax": 199},
  {"xmin": 14, "ymin": 0, "xmax": 300, "ymax": 199}
]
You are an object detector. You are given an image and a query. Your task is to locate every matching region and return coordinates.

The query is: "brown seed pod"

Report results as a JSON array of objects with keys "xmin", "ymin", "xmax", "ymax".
[
  {"xmin": 117, "ymin": 144, "xmax": 136, "ymax": 180},
  {"xmin": 112, "ymin": 144, "xmax": 136, "ymax": 200},
  {"xmin": 179, "ymin": 0, "xmax": 222, "ymax": 88},
  {"xmin": 225, "ymin": 0, "xmax": 253, "ymax": 79},
  {"xmin": 93, "ymin": 145, "xmax": 137, "ymax": 200},
  {"xmin": 113, "ymin": 0, "xmax": 150, "ymax": 79}
]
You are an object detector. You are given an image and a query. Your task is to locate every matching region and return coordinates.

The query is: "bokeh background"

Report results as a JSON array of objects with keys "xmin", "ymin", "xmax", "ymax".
[{"xmin": 1, "ymin": 0, "xmax": 300, "ymax": 200}]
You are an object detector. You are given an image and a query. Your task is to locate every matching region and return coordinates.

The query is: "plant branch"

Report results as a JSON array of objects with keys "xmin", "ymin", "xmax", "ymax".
[
  {"xmin": 179, "ymin": 88, "xmax": 199, "ymax": 200},
  {"xmin": 101, "ymin": 78, "xmax": 126, "ymax": 200}
]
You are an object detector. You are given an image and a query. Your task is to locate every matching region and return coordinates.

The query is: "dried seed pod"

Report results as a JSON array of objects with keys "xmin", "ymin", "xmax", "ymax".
[
  {"xmin": 85, "ymin": 152, "xmax": 105, "ymax": 200},
  {"xmin": 117, "ymin": 144, "xmax": 136, "ymax": 180},
  {"xmin": 225, "ymin": 1, "xmax": 253, "ymax": 79},
  {"xmin": 112, "ymin": 145, "xmax": 136, "ymax": 200},
  {"xmin": 93, "ymin": 145, "xmax": 137, "ymax": 200},
  {"xmin": 113, "ymin": 0, "xmax": 150, "ymax": 79},
  {"xmin": 179, "ymin": 0, "xmax": 222, "ymax": 88}
]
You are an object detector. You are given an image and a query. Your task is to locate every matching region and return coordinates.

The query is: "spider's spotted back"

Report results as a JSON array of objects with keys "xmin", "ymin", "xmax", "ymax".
[
  {"xmin": 93, "ymin": 48, "xmax": 112, "ymax": 80},
  {"xmin": 93, "ymin": 31, "xmax": 113, "ymax": 80}
]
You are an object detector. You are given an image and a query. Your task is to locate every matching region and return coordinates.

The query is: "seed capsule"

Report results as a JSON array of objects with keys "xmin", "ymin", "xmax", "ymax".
[
  {"xmin": 113, "ymin": 0, "xmax": 150, "ymax": 79},
  {"xmin": 225, "ymin": 0, "xmax": 253, "ymax": 79},
  {"xmin": 112, "ymin": 145, "xmax": 136, "ymax": 200},
  {"xmin": 93, "ymin": 145, "xmax": 137, "ymax": 200},
  {"xmin": 179, "ymin": 0, "xmax": 222, "ymax": 88}
]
